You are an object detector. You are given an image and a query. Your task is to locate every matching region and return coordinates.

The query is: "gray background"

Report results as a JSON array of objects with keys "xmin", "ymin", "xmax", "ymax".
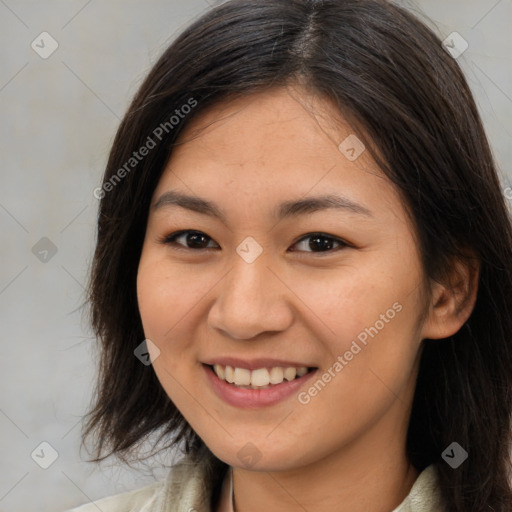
[{"xmin": 0, "ymin": 1, "xmax": 511, "ymax": 511}]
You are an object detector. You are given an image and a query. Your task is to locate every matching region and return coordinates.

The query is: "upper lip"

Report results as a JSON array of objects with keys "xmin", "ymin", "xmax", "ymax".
[{"xmin": 203, "ymin": 357, "xmax": 316, "ymax": 371}]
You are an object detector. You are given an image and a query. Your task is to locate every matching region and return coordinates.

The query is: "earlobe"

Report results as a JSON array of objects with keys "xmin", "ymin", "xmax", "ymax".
[{"xmin": 420, "ymin": 255, "xmax": 480, "ymax": 341}]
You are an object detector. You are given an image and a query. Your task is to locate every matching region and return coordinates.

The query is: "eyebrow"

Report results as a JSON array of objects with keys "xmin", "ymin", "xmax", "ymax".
[{"xmin": 152, "ymin": 190, "xmax": 373, "ymax": 222}]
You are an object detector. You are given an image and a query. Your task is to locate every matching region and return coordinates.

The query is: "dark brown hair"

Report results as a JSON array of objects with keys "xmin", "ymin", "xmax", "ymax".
[{"xmin": 82, "ymin": 0, "xmax": 512, "ymax": 509}]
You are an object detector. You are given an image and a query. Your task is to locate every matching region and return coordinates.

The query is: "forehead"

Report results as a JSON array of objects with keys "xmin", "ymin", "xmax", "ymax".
[
  {"xmin": 152, "ymin": 86, "xmax": 407, "ymax": 228},
  {"xmin": 170, "ymin": 87, "xmax": 358, "ymax": 167}
]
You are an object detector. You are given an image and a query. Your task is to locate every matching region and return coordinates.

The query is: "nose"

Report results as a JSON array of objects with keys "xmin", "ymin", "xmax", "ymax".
[{"xmin": 208, "ymin": 255, "xmax": 294, "ymax": 340}]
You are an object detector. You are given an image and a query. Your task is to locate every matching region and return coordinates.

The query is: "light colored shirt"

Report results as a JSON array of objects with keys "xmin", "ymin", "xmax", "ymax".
[{"xmin": 65, "ymin": 447, "xmax": 444, "ymax": 512}]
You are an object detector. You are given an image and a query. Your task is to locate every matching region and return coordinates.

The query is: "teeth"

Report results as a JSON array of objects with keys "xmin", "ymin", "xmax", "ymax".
[
  {"xmin": 269, "ymin": 367, "xmax": 283, "ymax": 384},
  {"xmin": 296, "ymin": 367, "xmax": 308, "ymax": 377},
  {"xmin": 233, "ymin": 367, "xmax": 251, "ymax": 385},
  {"xmin": 224, "ymin": 365, "xmax": 234, "ymax": 383},
  {"xmin": 214, "ymin": 364, "xmax": 225, "ymax": 380},
  {"xmin": 212, "ymin": 364, "xmax": 311, "ymax": 388},
  {"xmin": 251, "ymin": 368, "xmax": 270, "ymax": 386},
  {"xmin": 283, "ymin": 367, "xmax": 296, "ymax": 381}
]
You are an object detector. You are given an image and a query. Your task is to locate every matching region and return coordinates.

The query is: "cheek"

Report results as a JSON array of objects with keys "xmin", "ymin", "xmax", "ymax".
[
  {"xmin": 136, "ymin": 256, "xmax": 202, "ymax": 343},
  {"xmin": 287, "ymin": 261, "xmax": 397, "ymax": 345},
  {"xmin": 137, "ymin": 260, "xmax": 171, "ymax": 339},
  {"xmin": 288, "ymin": 251, "xmax": 423, "ymax": 379},
  {"xmin": 136, "ymin": 257, "xmax": 203, "ymax": 398}
]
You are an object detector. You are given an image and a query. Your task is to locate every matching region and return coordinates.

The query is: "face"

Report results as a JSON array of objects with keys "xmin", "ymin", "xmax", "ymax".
[{"xmin": 136, "ymin": 86, "xmax": 431, "ymax": 472}]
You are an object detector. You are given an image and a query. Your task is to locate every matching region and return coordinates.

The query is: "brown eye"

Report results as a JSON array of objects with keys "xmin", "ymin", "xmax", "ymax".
[
  {"xmin": 290, "ymin": 233, "xmax": 349, "ymax": 254},
  {"xmin": 160, "ymin": 230, "xmax": 350, "ymax": 255},
  {"xmin": 161, "ymin": 230, "xmax": 219, "ymax": 250}
]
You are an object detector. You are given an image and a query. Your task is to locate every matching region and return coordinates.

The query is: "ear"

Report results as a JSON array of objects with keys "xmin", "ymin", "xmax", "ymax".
[{"xmin": 420, "ymin": 253, "xmax": 480, "ymax": 340}]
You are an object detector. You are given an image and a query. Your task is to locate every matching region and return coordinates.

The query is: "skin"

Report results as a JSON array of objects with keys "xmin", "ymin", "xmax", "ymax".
[{"xmin": 136, "ymin": 86, "xmax": 478, "ymax": 512}]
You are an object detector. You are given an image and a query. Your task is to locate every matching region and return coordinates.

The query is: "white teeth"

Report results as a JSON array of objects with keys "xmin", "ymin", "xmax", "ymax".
[
  {"xmin": 212, "ymin": 364, "xmax": 310, "ymax": 388},
  {"xmin": 251, "ymin": 368, "xmax": 270, "ymax": 386},
  {"xmin": 283, "ymin": 367, "xmax": 297, "ymax": 381},
  {"xmin": 224, "ymin": 365, "xmax": 234, "ymax": 383},
  {"xmin": 269, "ymin": 367, "xmax": 284, "ymax": 384},
  {"xmin": 233, "ymin": 367, "xmax": 251, "ymax": 385},
  {"xmin": 213, "ymin": 364, "xmax": 225, "ymax": 380},
  {"xmin": 296, "ymin": 367, "xmax": 308, "ymax": 377}
]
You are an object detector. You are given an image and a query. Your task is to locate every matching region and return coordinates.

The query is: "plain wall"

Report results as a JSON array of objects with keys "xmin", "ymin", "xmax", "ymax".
[{"xmin": 0, "ymin": 1, "xmax": 511, "ymax": 511}]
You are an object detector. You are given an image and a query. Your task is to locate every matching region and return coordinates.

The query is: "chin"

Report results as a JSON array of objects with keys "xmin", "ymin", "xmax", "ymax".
[{"xmin": 205, "ymin": 437, "xmax": 309, "ymax": 472}]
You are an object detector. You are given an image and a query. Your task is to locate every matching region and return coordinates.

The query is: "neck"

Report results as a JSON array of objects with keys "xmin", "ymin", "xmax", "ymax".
[
  {"xmin": 233, "ymin": 458, "xmax": 418, "ymax": 512},
  {"xmin": 231, "ymin": 420, "xmax": 419, "ymax": 512}
]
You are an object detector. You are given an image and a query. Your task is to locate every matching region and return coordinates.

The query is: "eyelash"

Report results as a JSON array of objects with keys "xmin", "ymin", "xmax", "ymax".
[{"xmin": 158, "ymin": 230, "xmax": 351, "ymax": 255}]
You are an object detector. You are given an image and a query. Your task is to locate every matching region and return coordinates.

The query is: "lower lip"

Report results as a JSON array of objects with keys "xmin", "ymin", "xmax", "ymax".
[{"xmin": 203, "ymin": 364, "xmax": 318, "ymax": 409}]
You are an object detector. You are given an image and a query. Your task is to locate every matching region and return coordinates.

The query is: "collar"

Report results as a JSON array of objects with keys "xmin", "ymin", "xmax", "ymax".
[{"xmin": 160, "ymin": 447, "xmax": 443, "ymax": 512}]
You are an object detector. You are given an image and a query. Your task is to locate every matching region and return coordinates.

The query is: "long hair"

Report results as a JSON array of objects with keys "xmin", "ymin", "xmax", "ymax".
[{"xmin": 82, "ymin": 1, "xmax": 512, "ymax": 510}]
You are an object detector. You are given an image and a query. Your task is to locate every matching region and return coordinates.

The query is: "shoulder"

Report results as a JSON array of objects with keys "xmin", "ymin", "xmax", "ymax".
[
  {"xmin": 64, "ymin": 479, "xmax": 164, "ymax": 512},
  {"xmin": 393, "ymin": 464, "xmax": 445, "ymax": 512},
  {"xmin": 64, "ymin": 447, "xmax": 229, "ymax": 512}
]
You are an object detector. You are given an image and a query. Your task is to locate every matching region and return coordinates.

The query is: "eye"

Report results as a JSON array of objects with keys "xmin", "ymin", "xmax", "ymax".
[
  {"xmin": 159, "ymin": 230, "xmax": 350, "ymax": 254},
  {"xmin": 160, "ymin": 230, "xmax": 219, "ymax": 250},
  {"xmin": 290, "ymin": 232, "xmax": 349, "ymax": 254}
]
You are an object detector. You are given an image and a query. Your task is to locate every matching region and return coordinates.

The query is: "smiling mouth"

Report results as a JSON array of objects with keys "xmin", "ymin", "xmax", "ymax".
[{"xmin": 205, "ymin": 363, "xmax": 317, "ymax": 390}]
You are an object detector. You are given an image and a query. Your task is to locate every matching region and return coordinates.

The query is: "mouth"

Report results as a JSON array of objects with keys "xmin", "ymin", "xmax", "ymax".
[
  {"xmin": 204, "ymin": 363, "xmax": 318, "ymax": 390},
  {"xmin": 202, "ymin": 362, "xmax": 319, "ymax": 408}
]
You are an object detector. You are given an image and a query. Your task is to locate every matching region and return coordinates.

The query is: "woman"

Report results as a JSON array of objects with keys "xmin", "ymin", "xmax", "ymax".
[{"xmin": 68, "ymin": 0, "xmax": 512, "ymax": 510}]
